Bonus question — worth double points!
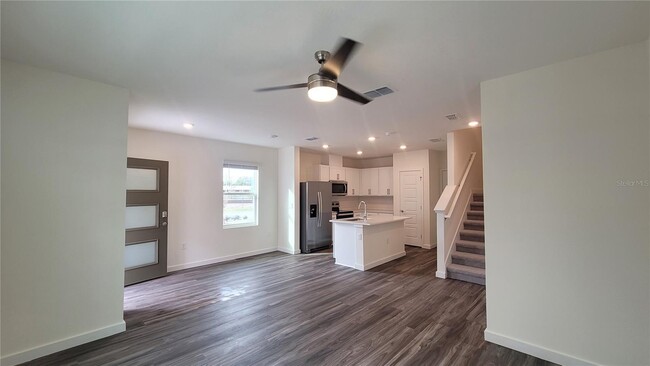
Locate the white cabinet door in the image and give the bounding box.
[329,166,345,181]
[345,168,360,196]
[310,165,329,181]
[378,167,393,196]
[360,168,379,196]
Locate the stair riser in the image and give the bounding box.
[467,213,484,220]
[470,203,484,211]
[448,271,485,286]
[460,233,484,242]
[473,195,484,203]
[457,245,485,255]
[463,223,484,231]
[452,257,485,269]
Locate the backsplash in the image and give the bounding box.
[337,196,394,214]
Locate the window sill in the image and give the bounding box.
[223,223,259,229]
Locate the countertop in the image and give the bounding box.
[330,215,409,226]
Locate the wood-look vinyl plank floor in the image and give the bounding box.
[24,247,556,366]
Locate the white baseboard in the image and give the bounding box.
[359,251,406,270]
[422,243,437,249]
[436,270,446,279]
[168,247,277,272]
[277,246,300,255]
[484,329,599,366]
[1,321,125,366]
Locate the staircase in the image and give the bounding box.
[447,193,485,285]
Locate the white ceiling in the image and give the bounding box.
[2,2,649,158]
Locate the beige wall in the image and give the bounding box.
[447,127,482,186]
[481,41,649,365]
[1,61,129,364]
[343,156,393,169]
[127,128,278,271]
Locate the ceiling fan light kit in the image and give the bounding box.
[307,74,338,102]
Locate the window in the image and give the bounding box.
[223,162,259,228]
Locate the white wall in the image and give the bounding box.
[428,150,443,244]
[481,41,650,365]
[278,146,300,254]
[447,127,482,186]
[1,61,129,365]
[127,128,278,271]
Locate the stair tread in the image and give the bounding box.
[452,251,485,261]
[456,240,485,248]
[467,210,484,215]
[447,263,485,278]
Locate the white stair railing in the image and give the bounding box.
[434,152,481,278]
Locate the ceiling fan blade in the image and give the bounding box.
[338,83,372,105]
[255,83,307,92]
[321,38,360,78]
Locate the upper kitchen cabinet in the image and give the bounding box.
[309,165,330,182]
[378,167,393,196]
[345,168,360,196]
[330,166,345,181]
[360,168,379,196]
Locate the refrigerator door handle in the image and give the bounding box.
[317,191,322,227]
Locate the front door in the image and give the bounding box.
[124,158,168,285]
[399,170,423,247]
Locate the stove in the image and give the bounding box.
[332,201,354,219]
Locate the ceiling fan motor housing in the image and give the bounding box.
[308,73,337,89]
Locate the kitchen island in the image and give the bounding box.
[330,215,409,271]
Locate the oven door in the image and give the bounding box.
[331,181,348,196]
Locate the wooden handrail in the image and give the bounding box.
[444,152,476,218]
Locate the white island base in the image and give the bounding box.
[331,215,409,271]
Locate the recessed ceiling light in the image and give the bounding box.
[322,144,329,149]
[357,150,363,155]
[368,136,376,142]
[183,122,194,129]
[400,145,407,150]
[468,121,480,127]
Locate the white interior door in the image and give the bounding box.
[399,170,423,247]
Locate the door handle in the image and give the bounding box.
[317,191,322,227]
[162,222,167,226]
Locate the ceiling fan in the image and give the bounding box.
[255,38,372,105]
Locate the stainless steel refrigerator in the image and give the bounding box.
[300,181,333,253]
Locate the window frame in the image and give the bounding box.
[222,161,260,229]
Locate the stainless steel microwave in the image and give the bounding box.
[331,181,348,196]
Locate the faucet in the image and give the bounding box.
[358,201,367,220]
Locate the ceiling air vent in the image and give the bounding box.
[363,86,394,99]
[429,138,445,143]
[445,113,458,121]
[305,137,319,141]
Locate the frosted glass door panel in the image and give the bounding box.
[125,205,158,229]
[126,168,158,191]
[124,241,158,270]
